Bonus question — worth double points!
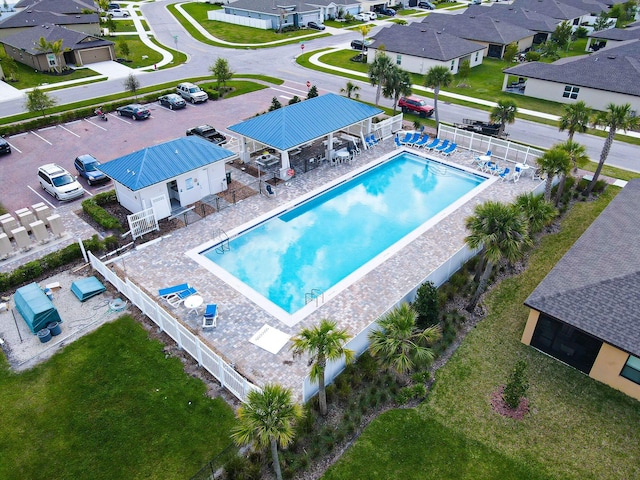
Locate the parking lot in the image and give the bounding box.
[0,83,307,213]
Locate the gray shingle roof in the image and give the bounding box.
[504,40,640,97]
[591,25,640,41]
[369,24,485,61]
[13,0,97,14]
[0,7,99,29]
[547,0,609,15]
[525,179,640,357]
[465,4,560,33]
[511,0,589,20]
[1,23,111,54]
[420,12,535,45]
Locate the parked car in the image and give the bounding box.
[74,154,109,186]
[398,96,434,117]
[353,13,370,21]
[365,11,377,19]
[418,1,436,8]
[108,3,120,9]
[158,93,187,110]
[0,137,11,155]
[470,0,482,4]
[116,104,151,120]
[107,8,129,17]
[186,125,227,145]
[176,82,208,103]
[351,39,371,50]
[307,21,326,30]
[37,164,84,201]
[379,8,396,16]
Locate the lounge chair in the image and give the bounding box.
[440,143,457,156]
[394,135,403,148]
[202,304,218,329]
[404,132,421,145]
[498,167,511,181]
[366,134,379,147]
[434,139,451,153]
[412,136,431,148]
[167,286,198,307]
[398,132,412,144]
[158,283,190,299]
[422,137,440,150]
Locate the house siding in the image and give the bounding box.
[367,47,484,75]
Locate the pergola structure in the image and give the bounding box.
[227,93,384,178]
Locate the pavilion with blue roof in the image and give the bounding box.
[98,136,235,220]
[228,93,384,174]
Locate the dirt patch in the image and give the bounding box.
[490,385,530,420]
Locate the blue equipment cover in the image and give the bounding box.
[71,276,106,302]
[14,282,62,333]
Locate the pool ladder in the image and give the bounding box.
[214,229,230,254]
[305,288,324,306]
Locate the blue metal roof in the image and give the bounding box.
[227,93,383,151]
[98,137,234,191]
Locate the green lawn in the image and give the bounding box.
[1,59,99,89]
[324,188,640,480]
[113,35,163,68]
[0,316,237,479]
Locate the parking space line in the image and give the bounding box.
[271,86,308,95]
[27,185,56,209]
[110,114,131,125]
[279,95,292,100]
[6,141,21,153]
[30,131,52,145]
[39,126,57,132]
[64,120,82,126]
[9,132,28,138]
[84,118,109,131]
[83,188,93,197]
[58,125,81,137]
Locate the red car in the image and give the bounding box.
[398,96,434,117]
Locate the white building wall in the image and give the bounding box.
[368,48,484,75]
[114,183,142,214]
[520,78,640,112]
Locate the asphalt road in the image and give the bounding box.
[1,0,638,172]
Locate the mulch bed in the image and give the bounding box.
[490,385,530,420]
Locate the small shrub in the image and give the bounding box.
[413,280,439,329]
[223,454,261,480]
[412,383,427,398]
[503,360,530,409]
[574,26,588,38]
[411,370,431,384]
[525,51,541,61]
[82,196,123,231]
[396,386,414,405]
[356,351,379,381]
[206,89,220,100]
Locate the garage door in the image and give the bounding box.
[78,47,112,65]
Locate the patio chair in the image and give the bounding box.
[394,135,403,148]
[487,161,500,175]
[422,137,440,150]
[498,167,511,181]
[440,143,457,156]
[412,135,431,148]
[202,304,218,329]
[512,165,522,183]
[398,131,412,144]
[167,286,198,307]
[434,139,451,153]
[265,183,276,197]
[405,132,421,145]
[158,283,190,299]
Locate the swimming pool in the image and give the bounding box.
[193,151,489,323]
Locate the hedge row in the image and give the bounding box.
[82,191,123,231]
[0,235,118,293]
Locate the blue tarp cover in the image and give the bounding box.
[14,282,61,333]
[71,276,106,302]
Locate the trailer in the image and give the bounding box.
[453,119,506,138]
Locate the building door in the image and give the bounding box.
[487,44,503,58]
[530,315,602,374]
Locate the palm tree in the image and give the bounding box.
[368,303,441,379]
[537,146,571,202]
[231,384,303,480]
[558,101,590,141]
[424,65,453,131]
[383,66,412,113]
[465,201,531,311]
[489,99,518,138]
[340,81,360,99]
[515,192,557,234]
[558,139,589,173]
[587,103,640,196]
[356,24,373,62]
[368,50,394,106]
[290,319,354,416]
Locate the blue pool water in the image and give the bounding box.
[202,152,485,315]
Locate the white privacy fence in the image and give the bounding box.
[208,11,272,29]
[127,208,158,240]
[302,245,478,402]
[438,125,544,166]
[88,251,260,402]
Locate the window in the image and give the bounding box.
[621,355,640,385]
[475,52,479,61]
[396,54,402,65]
[450,60,455,71]
[563,85,580,99]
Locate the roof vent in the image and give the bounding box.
[469,15,475,18]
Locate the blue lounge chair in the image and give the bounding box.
[394,135,403,148]
[202,304,218,329]
[158,283,190,298]
[488,162,501,175]
[412,136,431,148]
[423,137,440,150]
[398,132,412,144]
[499,167,511,181]
[367,134,379,146]
[440,143,457,156]
[434,139,450,153]
[404,132,421,145]
[167,286,198,307]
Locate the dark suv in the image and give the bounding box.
[351,39,371,50]
[398,96,434,117]
[418,1,436,8]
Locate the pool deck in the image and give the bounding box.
[110,139,542,401]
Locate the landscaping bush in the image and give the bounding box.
[82,193,123,231]
[413,280,439,329]
[223,454,262,480]
[206,88,220,100]
[525,51,541,61]
[574,26,588,38]
[503,360,529,408]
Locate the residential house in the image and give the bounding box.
[502,40,640,112]
[510,0,589,26]
[465,4,561,44]
[97,137,236,221]
[587,21,640,50]
[522,178,640,401]
[0,0,100,39]
[420,13,536,58]
[367,23,485,75]
[1,23,115,70]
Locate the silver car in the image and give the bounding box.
[37,164,85,201]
